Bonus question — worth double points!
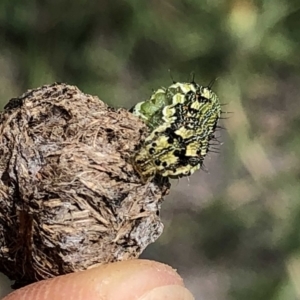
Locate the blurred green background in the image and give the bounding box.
[0,0,300,299]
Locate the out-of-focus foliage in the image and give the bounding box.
[0,0,300,299]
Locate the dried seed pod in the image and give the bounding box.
[0,83,170,288]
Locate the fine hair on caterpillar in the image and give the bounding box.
[131,78,224,183]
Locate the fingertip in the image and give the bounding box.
[139,285,195,300]
[4,260,185,300]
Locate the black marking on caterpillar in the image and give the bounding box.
[131,81,221,183]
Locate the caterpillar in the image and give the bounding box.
[131,81,221,183]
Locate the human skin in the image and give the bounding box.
[3,259,194,300]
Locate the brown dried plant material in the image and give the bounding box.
[0,83,170,288]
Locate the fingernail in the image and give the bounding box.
[138,285,195,300]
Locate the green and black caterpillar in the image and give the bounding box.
[131,81,221,183]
